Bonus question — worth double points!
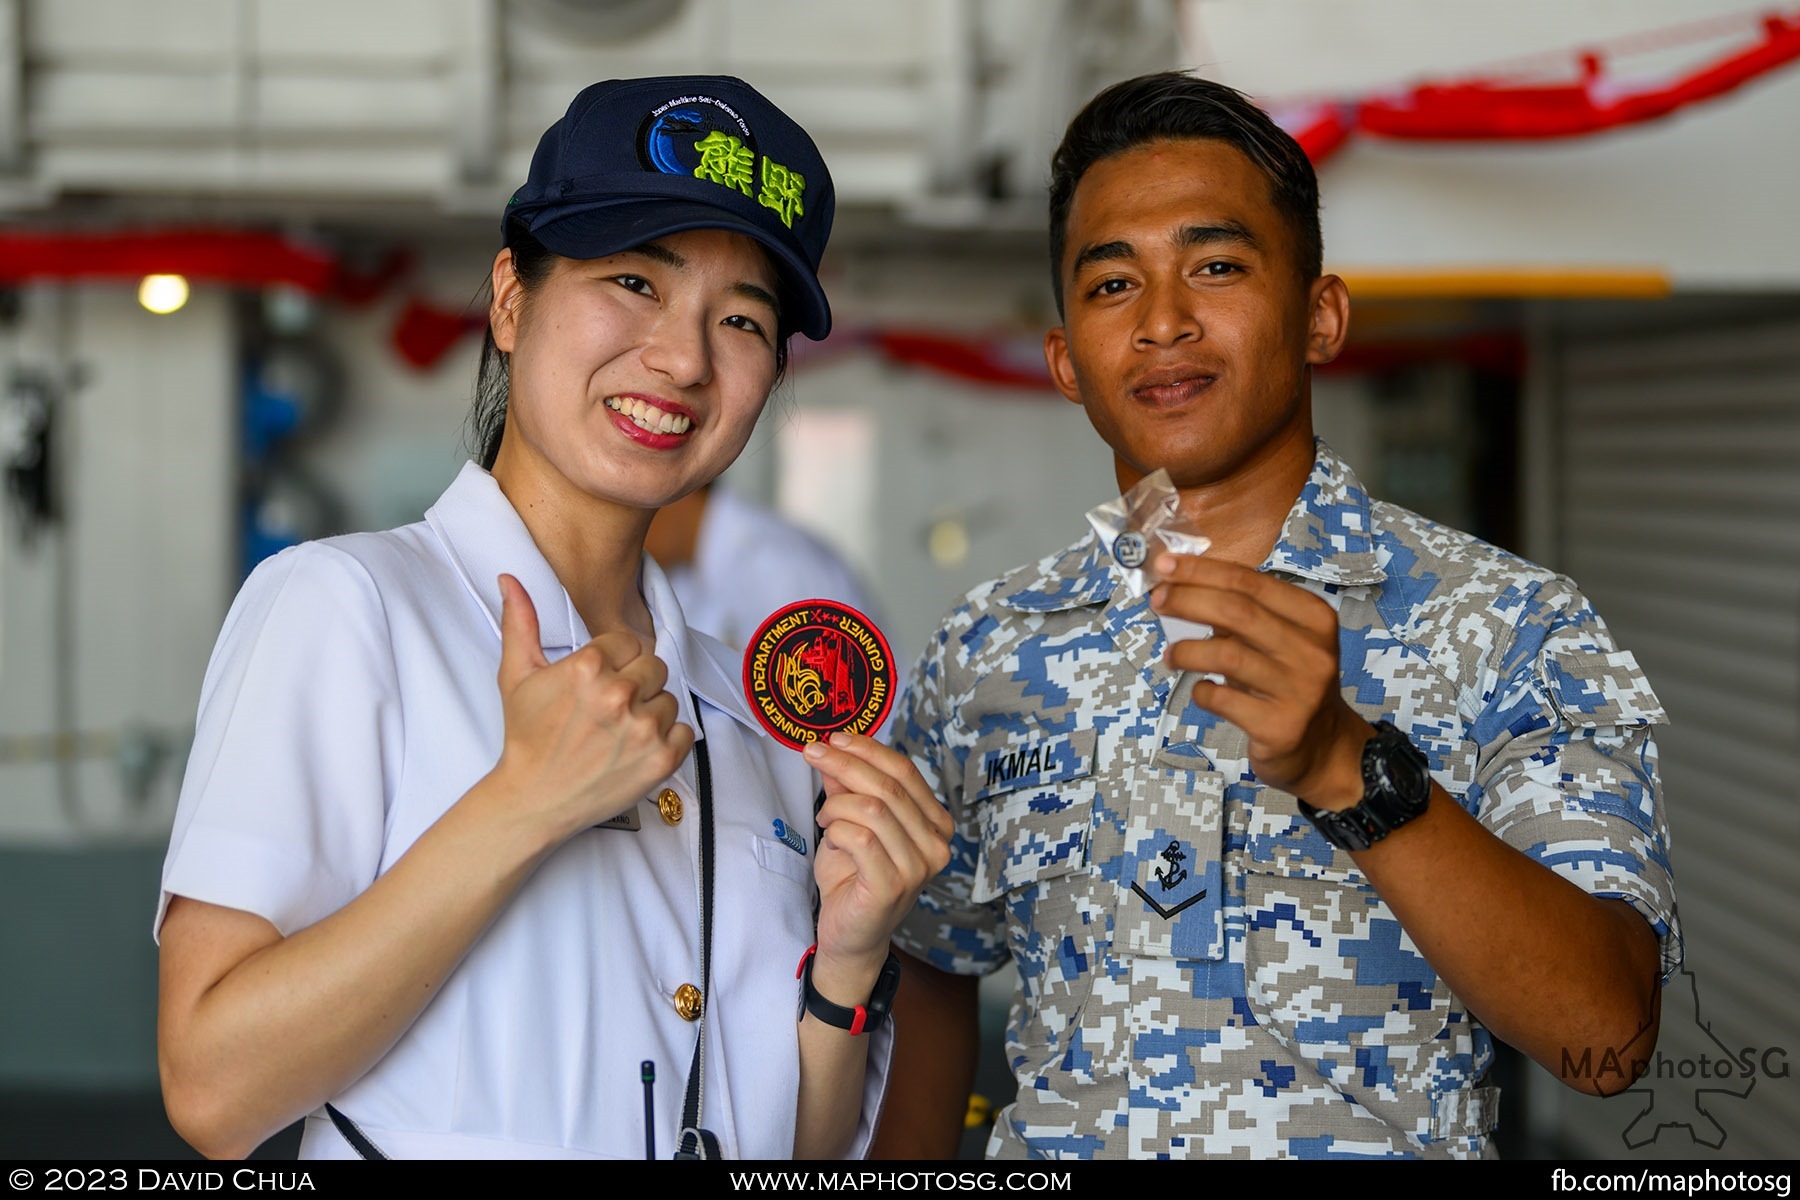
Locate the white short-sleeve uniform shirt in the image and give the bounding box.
[159,462,887,1160]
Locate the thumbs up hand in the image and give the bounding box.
[491,573,694,837]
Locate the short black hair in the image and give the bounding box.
[1047,71,1322,315]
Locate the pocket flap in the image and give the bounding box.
[752,831,813,887]
[1235,789,1367,885]
[964,723,1096,906]
[971,784,1091,905]
[1543,649,1666,728]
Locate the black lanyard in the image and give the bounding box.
[674,699,722,1159]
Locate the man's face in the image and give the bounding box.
[1045,137,1346,494]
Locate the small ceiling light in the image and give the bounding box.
[138,274,190,315]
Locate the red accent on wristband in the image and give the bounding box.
[796,942,871,1035]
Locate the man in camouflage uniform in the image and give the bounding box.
[873,73,1680,1159]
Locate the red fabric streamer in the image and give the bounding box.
[1282,9,1800,165]
[1281,104,1357,164]
[872,330,1054,390]
[391,299,487,370]
[1357,14,1800,141]
[0,229,338,292]
[334,248,414,307]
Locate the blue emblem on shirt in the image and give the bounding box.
[772,818,807,856]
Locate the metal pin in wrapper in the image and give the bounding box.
[1085,468,1214,645]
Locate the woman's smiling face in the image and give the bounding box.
[488,226,783,515]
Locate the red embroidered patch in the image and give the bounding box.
[743,600,895,750]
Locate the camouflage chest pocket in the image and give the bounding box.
[964,726,1097,905]
[1240,821,1487,1143]
[1237,788,1455,1048]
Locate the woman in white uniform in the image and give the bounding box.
[154,75,951,1161]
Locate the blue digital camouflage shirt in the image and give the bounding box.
[890,440,1681,1159]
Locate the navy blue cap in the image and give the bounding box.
[505,76,835,340]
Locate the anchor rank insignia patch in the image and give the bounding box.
[744,599,895,750]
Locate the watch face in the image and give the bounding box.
[1302,724,1434,853]
[1371,723,1431,810]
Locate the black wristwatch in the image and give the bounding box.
[796,945,901,1036]
[1296,721,1433,851]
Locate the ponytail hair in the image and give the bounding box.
[465,219,558,469]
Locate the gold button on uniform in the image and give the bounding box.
[674,983,703,1022]
[656,788,683,825]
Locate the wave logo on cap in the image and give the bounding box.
[744,600,895,750]
[637,93,807,230]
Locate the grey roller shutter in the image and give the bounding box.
[1527,312,1800,1160]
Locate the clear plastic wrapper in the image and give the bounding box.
[1085,468,1214,646]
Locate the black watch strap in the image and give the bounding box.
[1297,720,1432,852]
[796,945,901,1036]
